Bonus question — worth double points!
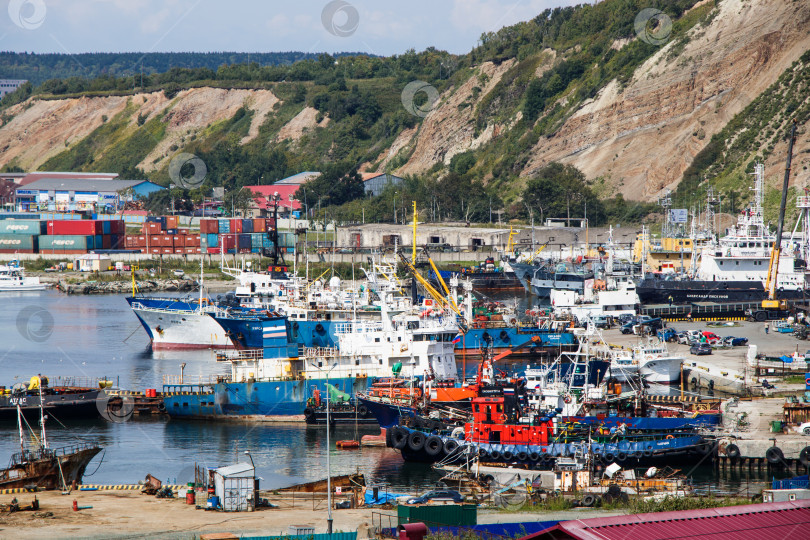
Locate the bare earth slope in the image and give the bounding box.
[523,0,810,200]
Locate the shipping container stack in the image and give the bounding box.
[41,219,126,254]
[198,217,288,254]
[123,216,201,255]
[0,218,126,254]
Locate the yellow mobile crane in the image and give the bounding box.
[762,119,799,312]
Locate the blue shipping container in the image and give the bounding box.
[250,233,264,247]
[242,219,253,233]
[218,219,230,233]
[95,235,103,249]
[206,233,219,248]
[262,237,274,248]
[102,221,111,235]
[238,234,251,249]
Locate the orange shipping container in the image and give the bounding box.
[166,216,179,229]
[253,218,266,233]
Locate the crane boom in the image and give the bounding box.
[763,119,798,309]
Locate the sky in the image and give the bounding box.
[1,0,584,57]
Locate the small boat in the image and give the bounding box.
[0,388,101,490]
[0,260,49,291]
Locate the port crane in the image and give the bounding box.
[762,119,799,311]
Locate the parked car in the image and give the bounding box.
[689,343,712,355]
[723,336,749,347]
[405,489,464,505]
[798,422,810,436]
[657,328,677,342]
[592,316,613,329]
[172,269,185,277]
[676,332,692,345]
[701,331,722,345]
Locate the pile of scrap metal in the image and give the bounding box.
[141,473,174,498]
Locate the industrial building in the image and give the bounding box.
[15,177,164,212]
[361,172,404,197]
[0,79,27,99]
[336,223,640,253]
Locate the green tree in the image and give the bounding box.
[523,163,603,224]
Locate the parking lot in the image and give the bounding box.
[602,320,810,375]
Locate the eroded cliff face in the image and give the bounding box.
[520,0,810,200]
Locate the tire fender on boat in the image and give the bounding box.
[392,427,408,450]
[407,431,426,452]
[725,443,741,459]
[424,435,444,457]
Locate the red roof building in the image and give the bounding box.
[520,500,810,540]
[241,184,301,218]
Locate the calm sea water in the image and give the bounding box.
[0,290,782,493]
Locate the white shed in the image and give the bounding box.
[213,462,255,512]
[74,253,112,272]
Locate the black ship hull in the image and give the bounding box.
[636,278,805,305]
[0,388,101,421]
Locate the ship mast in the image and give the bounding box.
[38,386,47,450]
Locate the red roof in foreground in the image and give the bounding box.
[521,500,810,540]
[242,185,301,211]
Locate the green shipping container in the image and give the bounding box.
[0,234,38,251]
[39,235,94,250]
[397,504,477,527]
[0,220,46,235]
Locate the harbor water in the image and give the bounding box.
[0,291,783,494]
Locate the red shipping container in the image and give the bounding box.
[102,236,111,249]
[142,222,161,235]
[48,220,101,235]
[147,235,160,247]
[161,235,172,247]
[136,235,147,247]
[162,248,174,254]
[231,219,242,234]
[265,218,276,231]
[172,235,181,246]
[200,219,218,234]
[148,248,160,255]
[177,228,188,235]
[220,235,236,249]
[174,248,184,254]
[166,216,179,229]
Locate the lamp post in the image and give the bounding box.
[393,192,398,224]
[308,361,338,534]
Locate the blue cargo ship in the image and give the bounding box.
[162,313,373,420]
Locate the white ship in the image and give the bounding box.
[0,260,50,292]
[695,163,806,291]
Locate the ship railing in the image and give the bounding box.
[47,375,120,389]
[128,301,200,315]
[302,346,339,358]
[333,321,385,334]
[162,374,223,386]
[214,349,263,363]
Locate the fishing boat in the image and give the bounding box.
[599,341,683,385]
[0,260,49,291]
[0,376,101,421]
[522,260,594,298]
[0,388,101,490]
[162,296,459,420]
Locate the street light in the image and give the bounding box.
[308,360,338,534]
[393,192,398,224]
[243,450,255,468]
